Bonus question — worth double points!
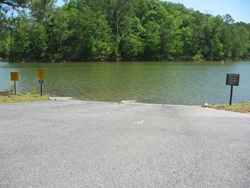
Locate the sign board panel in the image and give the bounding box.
[39,79,44,83]
[38,70,45,79]
[10,72,19,81]
[226,74,240,86]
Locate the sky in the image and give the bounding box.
[167,0,250,23]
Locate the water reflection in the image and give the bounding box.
[0,61,249,105]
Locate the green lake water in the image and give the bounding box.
[0,61,249,105]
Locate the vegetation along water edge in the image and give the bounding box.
[0,91,50,104]
[206,102,250,114]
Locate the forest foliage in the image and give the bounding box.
[1,0,250,62]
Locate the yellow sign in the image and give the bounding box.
[38,70,45,79]
[10,72,19,81]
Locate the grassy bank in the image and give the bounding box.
[0,91,50,104]
[208,102,250,113]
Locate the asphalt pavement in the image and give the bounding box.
[1,100,250,188]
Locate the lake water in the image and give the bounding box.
[0,61,249,105]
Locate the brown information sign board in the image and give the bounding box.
[10,72,19,81]
[38,70,45,79]
[226,74,240,86]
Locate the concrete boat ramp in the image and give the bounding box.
[1,100,250,187]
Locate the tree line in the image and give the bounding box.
[1,0,250,62]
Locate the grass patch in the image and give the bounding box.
[0,91,50,104]
[207,102,250,113]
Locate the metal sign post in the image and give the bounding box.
[14,81,16,95]
[39,79,44,96]
[10,72,19,95]
[38,70,45,96]
[226,74,240,105]
[229,85,233,105]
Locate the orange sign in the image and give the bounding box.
[38,70,45,79]
[10,72,19,81]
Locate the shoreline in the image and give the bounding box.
[2,57,250,63]
[1,92,249,114]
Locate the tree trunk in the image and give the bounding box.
[59,21,62,61]
[27,35,31,62]
[116,6,119,50]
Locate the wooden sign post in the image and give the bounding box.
[10,72,19,95]
[226,74,240,105]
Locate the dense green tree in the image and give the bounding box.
[2,0,250,62]
[231,25,249,58]
[0,13,10,57]
[120,17,145,59]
